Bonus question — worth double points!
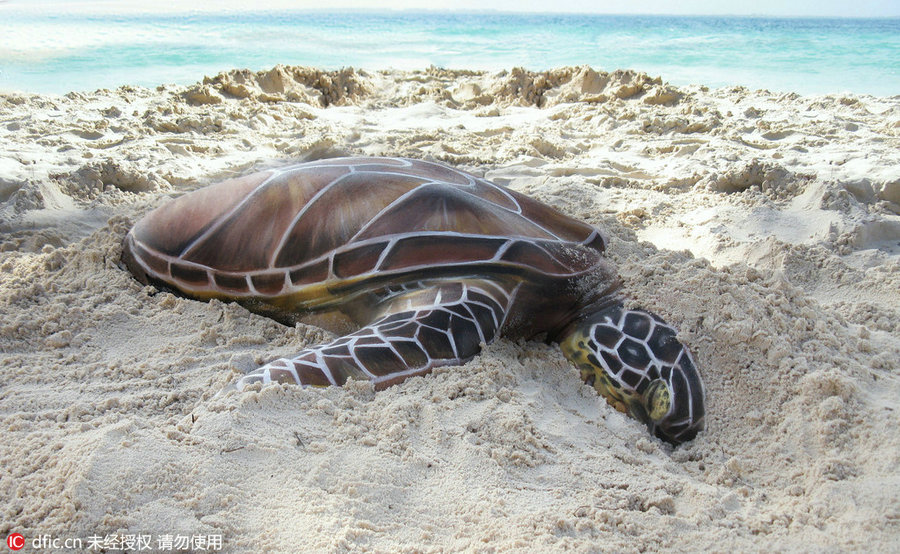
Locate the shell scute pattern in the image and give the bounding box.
[378,235,507,272]
[332,240,389,278]
[170,261,209,287]
[214,272,250,294]
[251,272,289,296]
[126,157,606,300]
[289,259,329,287]
[352,182,533,240]
[136,170,274,258]
[184,166,349,272]
[271,171,427,267]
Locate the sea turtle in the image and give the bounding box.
[122,157,705,444]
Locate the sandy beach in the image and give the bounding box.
[1,65,899,551]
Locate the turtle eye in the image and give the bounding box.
[644,379,671,421]
[653,348,705,444]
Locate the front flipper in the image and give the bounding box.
[234,280,511,391]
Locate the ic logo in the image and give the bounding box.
[6,533,25,551]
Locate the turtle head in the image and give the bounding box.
[559,303,705,445]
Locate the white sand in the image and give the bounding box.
[1,66,899,551]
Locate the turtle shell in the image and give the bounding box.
[124,157,606,306]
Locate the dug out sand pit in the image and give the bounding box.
[1,66,899,551]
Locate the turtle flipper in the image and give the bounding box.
[234,280,512,391]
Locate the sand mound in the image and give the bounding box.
[182,65,682,110]
[1,66,899,551]
[189,65,373,107]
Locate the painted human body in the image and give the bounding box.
[123,157,705,444]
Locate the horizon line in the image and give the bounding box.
[2,4,899,19]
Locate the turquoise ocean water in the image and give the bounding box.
[1,10,898,96]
